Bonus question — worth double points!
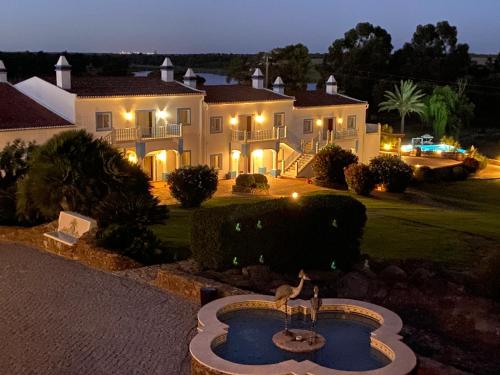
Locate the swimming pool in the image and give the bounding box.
[401,143,466,153]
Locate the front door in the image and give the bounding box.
[136,110,155,138]
[323,117,335,141]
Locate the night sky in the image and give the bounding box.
[1,0,499,53]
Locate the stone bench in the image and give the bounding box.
[43,211,97,246]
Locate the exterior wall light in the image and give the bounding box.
[230,116,238,125]
[124,112,133,121]
[252,149,264,158]
[127,152,138,164]
[158,110,168,120]
[337,117,343,124]
[255,115,264,124]
[316,119,323,126]
[157,150,167,162]
[231,150,241,160]
[383,143,391,151]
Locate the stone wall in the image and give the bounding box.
[153,263,247,302]
[0,222,140,271]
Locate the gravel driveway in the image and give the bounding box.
[0,242,198,375]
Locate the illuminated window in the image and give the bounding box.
[182,150,191,166]
[210,153,223,170]
[303,119,313,134]
[347,115,356,129]
[210,116,223,133]
[96,112,112,131]
[177,108,191,125]
[274,112,285,127]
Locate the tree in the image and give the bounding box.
[379,80,426,133]
[269,44,312,91]
[0,140,36,190]
[323,22,393,102]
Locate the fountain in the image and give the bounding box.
[190,290,417,374]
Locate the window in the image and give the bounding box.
[210,154,223,170]
[177,108,191,125]
[182,150,191,166]
[303,119,313,134]
[210,117,223,133]
[96,112,112,131]
[347,115,356,129]
[274,112,285,127]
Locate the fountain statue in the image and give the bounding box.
[309,285,322,345]
[274,269,310,335]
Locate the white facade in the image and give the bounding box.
[1,57,380,181]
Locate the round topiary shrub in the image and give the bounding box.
[167,165,218,208]
[252,173,269,189]
[412,166,434,183]
[344,164,375,196]
[462,157,480,174]
[369,155,413,193]
[312,144,358,187]
[235,173,256,188]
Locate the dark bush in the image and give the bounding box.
[369,155,413,193]
[312,144,358,187]
[94,191,168,228]
[344,164,375,196]
[0,140,37,225]
[96,223,168,264]
[235,173,255,188]
[191,195,366,272]
[252,173,269,189]
[412,166,434,184]
[16,130,151,223]
[167,165,218,208]
[462,157,480,174]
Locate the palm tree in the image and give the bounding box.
[379,80,426,133]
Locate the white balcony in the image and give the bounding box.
[104,124,182,144]
[231,126,287,143]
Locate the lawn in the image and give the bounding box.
[152,179,500,269]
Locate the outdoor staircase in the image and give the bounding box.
[282,153,315,178]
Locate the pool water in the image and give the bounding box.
[214,309,390,371]
[401,143,466,153]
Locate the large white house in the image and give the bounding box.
[0,56,380,180]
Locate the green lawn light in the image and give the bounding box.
[235,223,241,232]
[330,260,337,270]
[259,254,265,264]
[233,257,239,266]
[256,220,263,230]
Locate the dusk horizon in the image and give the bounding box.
[1,0,500,54]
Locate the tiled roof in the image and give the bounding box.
[203,85,293,104]
[43,76,203,97]
[293,90,366,107]
[0,83,72,130]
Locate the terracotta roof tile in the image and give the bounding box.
[0,83,73,130]
[43,76,203,97]
[203,85,292,104]
[293,90,366,107]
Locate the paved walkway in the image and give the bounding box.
[0,243,198,375]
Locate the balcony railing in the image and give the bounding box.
[231,126,287,142]
[334,128,358,140]
[105,124,182,143]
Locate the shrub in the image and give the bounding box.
[462,157,480,174]
[167,165,218,208]
[191,195,367,272]
[235,173,255,188]
[252,173,269,189]
[0,187,17,225]
[96,223,167,264]
[16,130,151,222]
[312,144,358,187]
[344,164,375,196]
[94,192,168,228]
[412,166,434,183]
[467,146,488,170]
[369,155,413,193]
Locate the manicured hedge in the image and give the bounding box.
[191,195,366,272]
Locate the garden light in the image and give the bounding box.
[291,192,299,200]
[383,143,391,151]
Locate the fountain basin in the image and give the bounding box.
[190,294,416,375]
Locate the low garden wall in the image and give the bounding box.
[0,222,140,271]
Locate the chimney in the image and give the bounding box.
[55,55,71,90]
[252,68,264,89]
[272,76,285,95]
[0,60,7,83]
[160,57,174,82]
[326,75,337,95]
[183,68,197,88]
